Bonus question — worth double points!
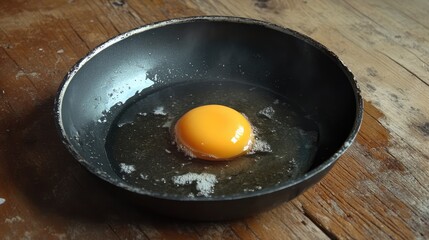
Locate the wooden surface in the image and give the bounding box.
[1,0,428,239]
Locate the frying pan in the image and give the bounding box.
[54,16,363,220]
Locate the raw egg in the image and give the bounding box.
[174,105,253,161]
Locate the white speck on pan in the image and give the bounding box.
[249,139,272,154]
[172,173,218,197]
[162,119,173,128]
[0,198,5,205]
[153,106,167,115]
[140,173,148,180]
[119,163,136,174]
[258,106,275,119]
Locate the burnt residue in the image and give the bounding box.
[418,122,429,136]
[253,0,288,12]
[366,83,376,92]
[366,67,378,77]
[389,93,405,109]
[357,101,405,172]
[390,93,399,102]
[254,0,270,8]
[112,0,126,7]
[384,156,406,172]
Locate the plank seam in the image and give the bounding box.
[301,206,339,240]
[378,50,429,87]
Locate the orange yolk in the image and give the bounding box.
[174,105,253,161]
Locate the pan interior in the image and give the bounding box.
[106,80,319,198]
[58,18,359,201]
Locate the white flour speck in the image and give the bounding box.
[119,163,135,174]
[155,178,167,183]
[258,106,275,119]
[154,106,167,115]
[97,118,107,123]
[0,198,5,205]
[172,173,217,197]
[140,173,148,180]
[162,119,173,128]
[188,193,195,198]
[249,139,272,154]
[117,120,133,128]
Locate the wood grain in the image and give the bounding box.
[1,0,428,239]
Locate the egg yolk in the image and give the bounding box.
[174,105,253,161]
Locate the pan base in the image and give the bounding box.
[106,80,319,198]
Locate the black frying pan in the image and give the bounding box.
[54,16,363,220]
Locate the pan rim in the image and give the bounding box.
[54,16,363,202]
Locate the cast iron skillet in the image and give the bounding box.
[54,16,363,220]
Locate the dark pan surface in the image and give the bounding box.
[55,16,363,220]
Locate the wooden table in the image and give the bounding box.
[1,0,428,239]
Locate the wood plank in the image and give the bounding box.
[1,0,428,239]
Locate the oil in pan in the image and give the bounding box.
[106,80,319,198]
